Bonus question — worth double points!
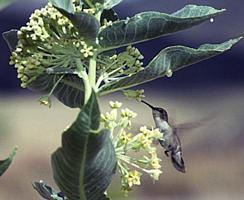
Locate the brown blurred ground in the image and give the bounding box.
[0,85,244,200]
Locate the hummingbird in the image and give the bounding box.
[141,100,186,173]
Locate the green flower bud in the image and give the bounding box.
[39,96,52,108]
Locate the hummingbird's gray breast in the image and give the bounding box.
[154,117,174,150]
[159,126,175,150]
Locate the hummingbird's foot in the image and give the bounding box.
[164,150,169,157]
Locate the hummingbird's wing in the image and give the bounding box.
[175,121,206,131]
[173,112,218,134]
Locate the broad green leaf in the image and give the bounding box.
[49,0,74,13]
[2,30,18,52]
[51,91,116,200]
[0,0,16,10]
[0,147,17,177]
[99,37,242,95]
[29,74,85,108]
[67,12,100,40]
[55,7,100,41]
[98,5,225,50]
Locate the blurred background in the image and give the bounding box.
[0,0,244,199]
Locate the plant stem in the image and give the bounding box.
[48,75,65,96]
[113,127,124,147]
[89,55,97,89]
[75,58,91,104]
[107,64,125,77]
[95,75,104,89]
[120,155,145,172]
[80,71,91,104]
[75,58,84,72]
[105,60,119,72]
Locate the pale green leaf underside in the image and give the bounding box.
[103,0,123,9]
[49,0,74,13]
[51,92,116,200]
[0,147,17,177]
[85,0,122,9]
[99,37,242,95]
[98,5,225,50]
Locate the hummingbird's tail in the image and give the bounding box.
[171,151,186,173]
[141,100,155,109]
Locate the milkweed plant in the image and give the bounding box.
[0,0,242,199]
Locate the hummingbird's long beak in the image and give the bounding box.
[141,100,155,109]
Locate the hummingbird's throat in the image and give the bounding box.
[154,117,170,130]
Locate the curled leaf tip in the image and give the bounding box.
[10,146,18,158]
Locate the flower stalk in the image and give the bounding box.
[89,55,97,89]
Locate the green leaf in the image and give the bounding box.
[49,0,74,13]
[51,91,116,200]
[84,0,122,9]
[0,0,16,10]
[98,5,225,50]
[0,147,17,177]
[99,37,242,95]
[103,0,123,9]
[29,74,85,108]
[59,11,100,41]
[67,12,100,40]
[2,30,18,52]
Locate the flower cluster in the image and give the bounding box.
[97,45,144,85]
[118,45,144,75]
[123,89,145,101]
[101,101,163,196]
[9,3,95,88]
